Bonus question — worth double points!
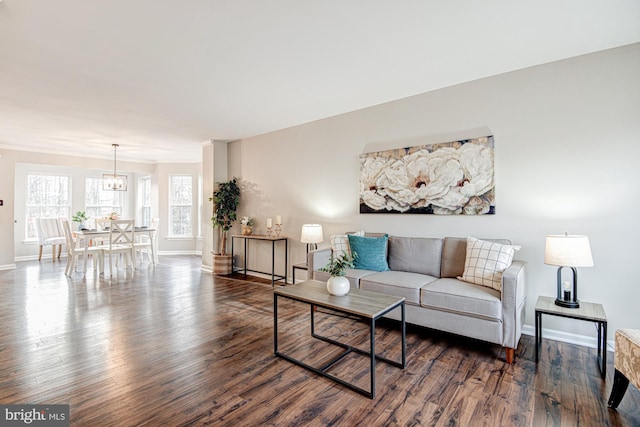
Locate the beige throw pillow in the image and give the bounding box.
[458,237,517,291]
[330,230,364,258]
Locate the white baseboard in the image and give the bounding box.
[522,324,615,352]
[0,263,16,271]
[157,250,201,256]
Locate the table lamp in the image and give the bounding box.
[301,224,323,254]
[544,233,594,308]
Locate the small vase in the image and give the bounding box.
[241,225,253,236]
[327,276,350,296]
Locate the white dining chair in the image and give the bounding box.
[95,219,135,276]
[35,217,66,261]
[61,219,102,276]
[91,218,111,246]
[134,218,159,265]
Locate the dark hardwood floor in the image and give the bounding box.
[0,256,638,426]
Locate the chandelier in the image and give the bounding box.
[103,143,127,191]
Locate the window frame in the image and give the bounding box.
[168,174,193,238]
[84,176,124,221]
[25,173,71,240]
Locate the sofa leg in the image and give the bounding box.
[505,347,515,364]
[608,369,630,409]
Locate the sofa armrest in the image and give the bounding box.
[501,260,527,349]
[307,247,331,278]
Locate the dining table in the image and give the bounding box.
[74,227,157,273]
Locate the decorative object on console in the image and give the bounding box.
[301,224,323,254]
[210,177,240,275]
[275,215,282,237]
[103,143,127,191]
[240,216,254,235]
[320,251,356,296]
[266,217,273,237]
[359,136,494,215]
[544,233,594,308]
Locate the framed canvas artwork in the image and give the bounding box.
[359,136,495,215]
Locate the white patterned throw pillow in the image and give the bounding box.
[330,230,364,258]
[458,237,518,291]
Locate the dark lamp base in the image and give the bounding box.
[555,298,580,309]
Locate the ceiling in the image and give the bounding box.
[1,1,639,164]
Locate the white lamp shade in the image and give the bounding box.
[301,224,323,244]
[544,234,594,267]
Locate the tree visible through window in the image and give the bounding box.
[26,174,70,239]
[170,175,192,236]
[85,177,123,219]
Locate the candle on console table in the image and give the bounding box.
[275,215,282,225]
[266,218,273,228]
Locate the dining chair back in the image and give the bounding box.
[97,219,135,276]
[61,219,102,276]
[134,217,159,265]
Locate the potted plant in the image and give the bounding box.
[72,211,88,230]
[240,216,254,235]
[320,252,356,296]
[210,177,241,275]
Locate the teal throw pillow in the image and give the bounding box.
[347,234,390,271]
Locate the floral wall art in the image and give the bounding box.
[359,136,495,215]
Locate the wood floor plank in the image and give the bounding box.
[0,256,639,426]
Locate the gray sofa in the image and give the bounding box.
[308,234,527,363]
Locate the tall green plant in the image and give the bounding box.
[210,177,240,255]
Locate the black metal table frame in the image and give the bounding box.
[292,263,308,284]
[231,235,288,287]
[535,308,607,379]
[273,293,406,399]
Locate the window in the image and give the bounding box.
[169,175,192,237]
[85,177,123,219]
[140,177,151,227]
[25,174,70,239]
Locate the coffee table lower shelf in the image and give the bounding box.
[273,280,406,399]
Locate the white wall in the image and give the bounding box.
[227,43,640,346]
[156,162,203,255]
[0,154,16,269]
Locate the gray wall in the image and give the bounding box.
[228,43,640,346]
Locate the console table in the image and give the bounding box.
[534,295,608,378]
[231,235,288,287]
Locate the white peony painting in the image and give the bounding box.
[359,136,495,215]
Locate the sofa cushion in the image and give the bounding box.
[360,271,438,305]
[348,234,390,272]
[421,278,502,321]
[313,268,374,289]
[330,230,364,257]
[388,236,442,277]
[459,237,517,291]
[441,237,513,279]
